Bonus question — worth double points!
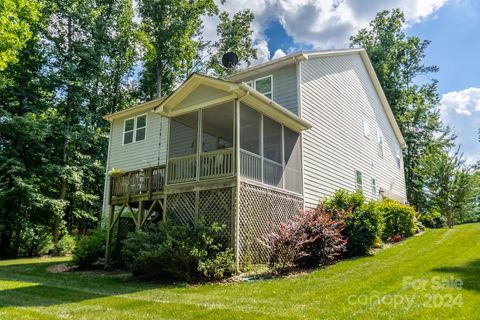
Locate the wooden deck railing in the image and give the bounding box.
[240,149,262,181]
[263,158,283,187]
[167,154,197,184]
[200,148,234,180]
[110,165,165,199]
[167,148,234,184]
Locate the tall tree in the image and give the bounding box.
[0,5,58,257]
[137,0,219,99]
[417,148,477,228]
[0,0,40,71]
[350,9,452,212]
[208,9,257,77]
[40,0,137,243]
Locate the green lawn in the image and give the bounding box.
[1,224,480,319]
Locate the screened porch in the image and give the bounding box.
[166,100,302,195]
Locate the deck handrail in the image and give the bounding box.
[110,165,165,199]
[200,147,234,180]
[240,149,262,182]
[167,153,197,184]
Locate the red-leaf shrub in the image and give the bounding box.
[262,205,347,271]
[392,234,402,242]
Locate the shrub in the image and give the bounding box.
[122,221,235,282]
[419,209,447,228]
[373,236,383,249]
[71,229,106,268]
[262,205,347,271]
[324,190,384,256]
[17,225,54,257]
[378,199,416,240]
[323,189,365,214]
[55,234,76,256]
[343,201,384,256]
[198,249,236,280]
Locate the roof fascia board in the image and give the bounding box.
[103,98,164,122]
[358,51,407,149]
[226,53,308,81]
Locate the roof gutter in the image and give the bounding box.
[237,82,312,131]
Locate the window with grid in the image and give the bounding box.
[123,114,147,145]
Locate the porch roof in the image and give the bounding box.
[154,73,312,132]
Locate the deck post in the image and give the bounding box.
[147,168,153,199]
[105,204,115,268]
[138,200,144,230]
[234,98,241,271]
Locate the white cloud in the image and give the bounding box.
[272,49,287,60]
[203,0,449,62]
[440,88,480,164]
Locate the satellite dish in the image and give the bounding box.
[221,51,238,69]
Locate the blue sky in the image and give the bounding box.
[205,0,479,163]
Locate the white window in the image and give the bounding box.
[247,75,272,99]
[363,120,370,138]
[123,114,147,145]
[255,76,272,99]
[396,147,401,169]
[377,132,384,158]
[355,170,363,191]
[372,178,377,196]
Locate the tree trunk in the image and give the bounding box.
[55,14,73,245]
[155,59,162,99]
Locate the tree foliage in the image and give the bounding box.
[137,0,219,99]
[0,0,138,257]
[209,9,257,77]
[417,148,478,228]
[0,0,40,71]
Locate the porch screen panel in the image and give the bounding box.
[168,112,198,183]
[240,104,261,181]
[263,116,283,188]
[200,102,234,179]
[169,112,198,157]
[202,102,233,152]
[284,127,302,193]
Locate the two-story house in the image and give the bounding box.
[102,48,407,266]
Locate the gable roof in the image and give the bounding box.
[227,48,407,149]
[154,73,312,132]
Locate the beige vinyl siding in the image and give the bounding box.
[300,53,406,207]
[102,110,168,214]
[237,64,299,115]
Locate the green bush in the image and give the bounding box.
[323,190,383,256]
[420,210,447,228]
[378,199,416,240]
[122,221,235,282]
[198,249,236,280]
[343,201,384,256]
[17,225,54,257]
[55,234,76,256]
[71,229,106,267]
[323,189,365,214]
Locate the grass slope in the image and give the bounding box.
[0,224,479,319]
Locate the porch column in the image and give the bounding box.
[234,99,241,270]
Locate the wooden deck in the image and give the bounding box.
[109,165,166,205]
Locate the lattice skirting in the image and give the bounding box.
[166,187,234,247]
[238,182,304,265]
